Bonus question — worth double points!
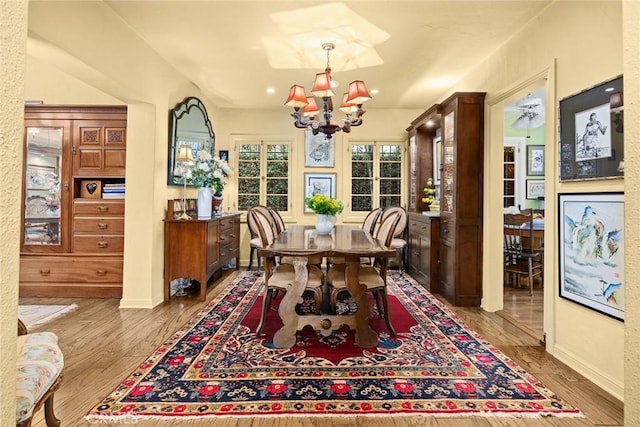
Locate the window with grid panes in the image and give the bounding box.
[236,139,290,212]
[348,141,404,213]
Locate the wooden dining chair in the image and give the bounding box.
[246,205,274,271]
[380,206,408,271]
[326,210,402,336]
[251,208,325,337]
[327,207,383,268]
[503,209,543,296]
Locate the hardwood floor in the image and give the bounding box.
[20,271,623,427]
[499,286,544,341]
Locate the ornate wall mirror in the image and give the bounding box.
[167,97,215,185]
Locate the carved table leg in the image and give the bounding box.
[273,256,308,348]
[345,259,378,348]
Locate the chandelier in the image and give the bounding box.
[284,43,371,137]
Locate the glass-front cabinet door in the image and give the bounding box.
[441,111,455,214]
[22,121,71,253]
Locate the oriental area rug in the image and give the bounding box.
[86,271,581,421]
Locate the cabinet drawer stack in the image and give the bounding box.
[219,215,240,262]
[73,200,125,254]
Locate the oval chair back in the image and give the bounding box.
[362,207,382,235]
[268,207,286,234]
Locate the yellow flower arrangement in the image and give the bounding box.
[305,193,344,216]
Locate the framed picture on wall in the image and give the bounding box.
[558,75,624,181]
[304,131,335,167]
[526,145,545,176]
[526,179,545,199]
[558,192,624,321]
[304,173,336,212]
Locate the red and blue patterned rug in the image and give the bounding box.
[86,271,581,421]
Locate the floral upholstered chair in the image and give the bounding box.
[16,319,64,427]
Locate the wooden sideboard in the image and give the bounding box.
[163,213,240,301]
[406,212,440,293]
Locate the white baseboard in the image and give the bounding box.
[553,343,624,401]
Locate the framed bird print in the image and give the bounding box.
[558,192,624,321]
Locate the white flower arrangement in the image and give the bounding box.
[185,150,232,194]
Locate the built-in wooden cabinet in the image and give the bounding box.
[407,213,440,293]
[406,104,440,213]
[20,105,127,298]
[164,214,240,301]
[406,92,485,307]
[438,92,485,306]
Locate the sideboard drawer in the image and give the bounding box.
[219,216,235,230]
[74,216,124,234]
[73,235,124,253]
[20,257,123,283]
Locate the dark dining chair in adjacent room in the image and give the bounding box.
[503,209,543,296]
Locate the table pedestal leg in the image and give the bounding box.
[273,257,307,348]
[345,260,378,348]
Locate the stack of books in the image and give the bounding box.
[102,183,126,199]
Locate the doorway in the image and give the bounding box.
[491,85,547,343]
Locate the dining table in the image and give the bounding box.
[259,225,396,349]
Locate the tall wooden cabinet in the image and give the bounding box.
[20,105,127,297]
[438,92,485,306]
[406,92,485,307]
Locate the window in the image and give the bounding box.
[347,140,404,215]
[235,138,291,213]
[503,137,525,209]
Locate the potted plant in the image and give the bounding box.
[185,151,232,218]
[305,194,344,234]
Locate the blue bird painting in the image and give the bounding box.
[565,206,605,265]
[596,279,622,306]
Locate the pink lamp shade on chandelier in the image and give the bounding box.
[346,80,371,105]
[284,85,309,108]
[311,71,335,98]
[339,93,358,114]
[302,97,320,117]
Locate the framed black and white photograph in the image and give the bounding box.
[526,179,545,199]
[304,173,336,212]
[526,145,545,176]
[559,75,624,181]
[304,131,335,167]
[218,150,229,162]
[558,192,624,321]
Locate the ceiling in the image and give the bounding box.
[102,1,551,111]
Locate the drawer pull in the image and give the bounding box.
[97,223,109,229]
[229,234,236,238]
[98,241,109,248]
[98,206,109,213]
[96,269,107,276]
[443,228,449,234]
[39,269,51,276]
